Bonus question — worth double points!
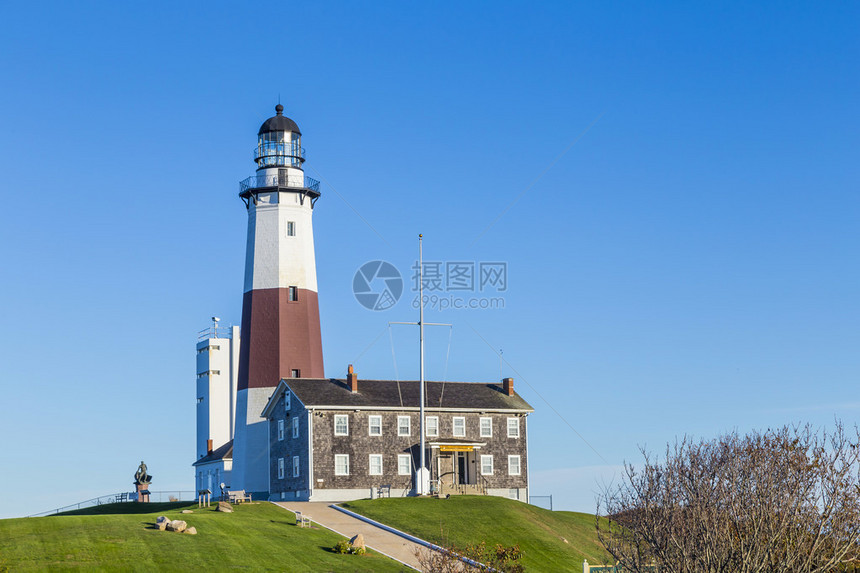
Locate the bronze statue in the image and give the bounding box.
[134,461,152,485]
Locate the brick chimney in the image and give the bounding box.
[207,439,213,453]
[502,377,514,396]
[347,364,358,393]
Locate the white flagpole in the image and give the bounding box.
[418,233,426,495]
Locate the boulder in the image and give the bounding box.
[184,526,197,535]
[156,516,169,531]
[217,501,233,513]
[166,520,187,533]
[349,533,365,550]
[181,509,193,514]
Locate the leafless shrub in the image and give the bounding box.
[597,422,860,573]
[414,541,524,572]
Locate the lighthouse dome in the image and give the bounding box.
[258,104,301,136]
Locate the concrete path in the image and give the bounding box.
[273,501,424,570]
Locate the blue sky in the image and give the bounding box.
[0,2,857,518]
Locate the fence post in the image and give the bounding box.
[550,494,553,511]
[583,559,589,573]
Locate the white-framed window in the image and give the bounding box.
[293,455,300,477]
[277,457,285,479]
[480,417,492,438]
[453,416,466,437]
[509,489,519,500]
[369,454,383,475]
[507,417,520,438]
[287,221,296,236]
[398,454,411,475]
[334,415,348,436]
[292,416,299,438]
[291,368,301,378]
[508,455,521,476]
[481,455,494,475]
[426,416,439,437]
[335,454,349,476]
[397,416,411,436]
[284,391,291,410]
[277,419,285,441]
[369,415,382,436]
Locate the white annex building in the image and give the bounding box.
[193,321,240,494]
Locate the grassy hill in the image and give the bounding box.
[0,501,405,572]
[342,496,610,572]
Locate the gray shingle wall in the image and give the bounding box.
[310,410,529,492]
[431,412,529,490]
[268,391,310,497]
[312,410,415,492]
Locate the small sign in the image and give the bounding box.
[439,445,474,452]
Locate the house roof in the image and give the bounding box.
[192,439,233,466]
[262,378,534,418]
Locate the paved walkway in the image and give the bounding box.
[273,501,423,570]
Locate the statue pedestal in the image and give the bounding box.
[135,483,151,503]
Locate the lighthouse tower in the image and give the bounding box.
[231,105,325,495]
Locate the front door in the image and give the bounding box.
[457,453,468,484]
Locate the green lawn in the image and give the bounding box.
[342,496,611,572]
[0,502,406,572]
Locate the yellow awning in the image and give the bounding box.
[439,445,475,452]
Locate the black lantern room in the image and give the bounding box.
[254,104,304,170]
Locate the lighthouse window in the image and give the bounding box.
[289,287,298,302]
[287,221,295,236]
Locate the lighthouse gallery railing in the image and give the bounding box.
[239,174,320,194]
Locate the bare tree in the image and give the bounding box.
[597,422,860,573]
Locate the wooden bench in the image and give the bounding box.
[377,484,392,498]
[227,489,252,504]
[295,511,311,528]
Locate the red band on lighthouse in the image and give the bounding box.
[237,287,324,390]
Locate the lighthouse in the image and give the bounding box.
[231,105,325,495]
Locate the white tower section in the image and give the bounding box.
[195,322,241,460]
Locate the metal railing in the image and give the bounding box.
[239,174,320,194]
[528,494,553,511]
[197,325,234,341]
[28,490,197,517]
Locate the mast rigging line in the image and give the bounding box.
[465,320,610,466]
